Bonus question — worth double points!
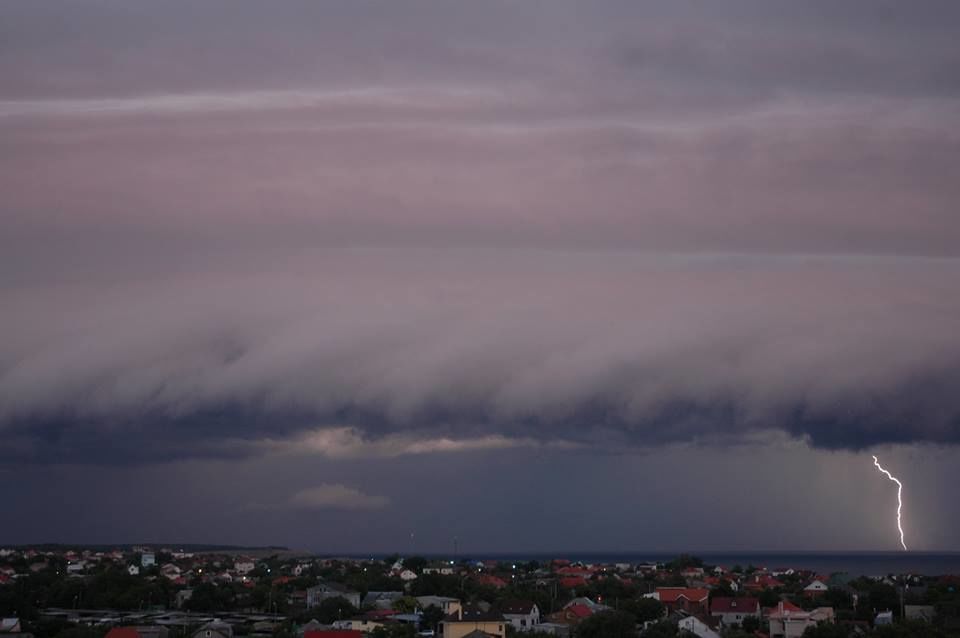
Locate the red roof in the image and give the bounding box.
[656,588,709,603]
[477,574,508,588]
[364,610,398,619]
[105,629,142,638]
[711,597,760,614]
[567,604,594,618]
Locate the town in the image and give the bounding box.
[1,547,958,638]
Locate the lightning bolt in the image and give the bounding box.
[872,455,907,551]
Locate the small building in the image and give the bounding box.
[0,618,22,634]
[709,597,759,626]
[440,603,506,638]
[362,591,403,610]
[307,583,361,609]
[803,580,829,598]
[416,596,462,616]
[678,614,721,638]
[652,588,710,614]
[904,605,936,622]
[141,553,156,568]
[875,610,894,626]
[768,603,834,638]
[500,601,540,632]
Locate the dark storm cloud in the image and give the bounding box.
[1,1,960,465]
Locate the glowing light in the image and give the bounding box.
[872,455,907,551]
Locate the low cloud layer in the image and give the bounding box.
[286,484,389,511]
[1,1,959,466]
[2,251,958,463]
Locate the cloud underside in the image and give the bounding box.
[2,2,960,465]
[2,253,959,464]
[246,483,389,512]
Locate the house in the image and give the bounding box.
[128,565,141,576]
[398,569,418,582]
[192,620,232,638]
[875,611,894,626]
[500,601,540,632]
[651,588,709,614]
[767,603,834,638]
[0,619,22,633]
[709,597,759,626]
[477,574,507,589]
[330,620,384,633]
[141,553,156,568]
[176,589,194,608]
[234,561,255,575]
[532,623,571,637]
[160,564,182,580]
[904,605,936,622]
[563,598,609,614]
[743,574,784,592]
[105,627,170,638]
[363,591,404,609]
[559,576,587,590]
[678,614,721,638]
[803,580,829,598]
[440,603,506,638]
[307,583,361,609]
[546,604,593,626]
[66,561,87,574]
[416,596,462,616]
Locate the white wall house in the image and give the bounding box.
[501,601,540,632]
[678,615,721,638]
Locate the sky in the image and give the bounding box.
[2,0,960,553]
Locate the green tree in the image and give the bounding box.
[312,596,357,624]
[620,598,665,623]
[402,557,428,574]
[420,605,446,632]
[740,616,760,633]
[392,596,419,613]
[757,589,780,608]
[641,620,678,638]
[576,610,638,638]
[800,623,851,638]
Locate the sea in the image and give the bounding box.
[346,552,960,577]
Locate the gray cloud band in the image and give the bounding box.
[2,252,958,464]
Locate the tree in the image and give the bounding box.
[420,605,445,633]
[403,557,428,574]
[371,625,416,638]
[641,620,678,638]
[392,596,419,613]
[620,597,665,623]
[576,610,638,638]
[801,623,851,638]
[873,620,948,638]
[823,588,853,610]
[312,596,357,624]
[757,589,780,608]
[740,616,760,633]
